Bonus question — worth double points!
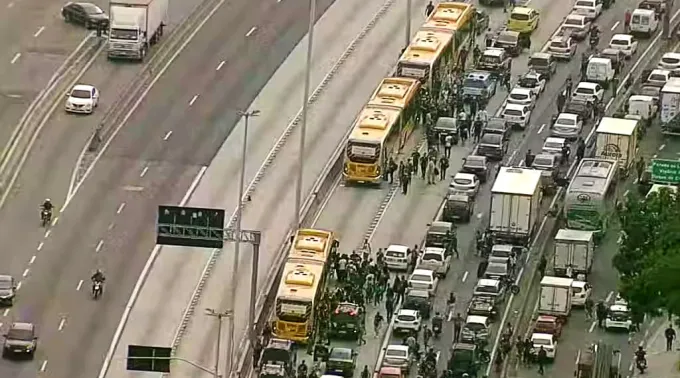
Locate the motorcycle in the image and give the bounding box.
[589,35,599,50]
[636,358,647,374]
[41,208,52,227]
[92,281,103,300]
[432,321,442,338]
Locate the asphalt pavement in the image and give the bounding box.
[0,0,331,378]
[510,22,680,378]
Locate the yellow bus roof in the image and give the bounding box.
[421,2,475,33]
[399,29,453,67]
[276,262,325,302]
[367,77,421,110]
[349,105,402,144]
[288,228,335,265]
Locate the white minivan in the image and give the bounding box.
[630,8,659,37]
[586,57,615,86]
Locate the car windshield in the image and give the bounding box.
[544,141,563,149]
[453,177,472,185]
[464,78,487,88]
[486,264,506,275]
[504,108,523,116]
[576,87,594,95]
[556,117,576,126]
[386,250,405,257]
[611,39,629,46]
[530,57,549,67]
[386,349,407,358]
[70,89,91,99]
[533,337,551,346]
[397,314,417,322]
[491,248,511,258]
[498,33,517,43]
[481,134,501,144]
[330,349,352,360]
[565,18,583,26]
[533,156,553,167]
[609,310,629,319]
[0,279,10,289]
[510,92,529,101]
[519,77,538,87]
[464,322,486,331]
[551,40,568,48]
[7,328,32,341]
[510,13,529,21]
[475,285,499,294]
[649,73,667,82]
[662,56,680,65]
[480,55,500,64]
[487,119,505,130]
[410,274,431,282]
[465,157,485,167]
[566,101,586,111]
[422,252,442,261]
[81,3,104,14]
[575,0,593,6]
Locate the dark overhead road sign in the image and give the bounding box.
[126,344,171,373]
[156,205,225,248]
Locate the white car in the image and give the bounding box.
[461,315,490,343]
[507,87,536,109]
[604,304,633,331]
[531,333,557,359]
[646,69,671,88]
[417,247,451,277]
[449,172,480,197]
[572,0,601,20]
[548,35,578,59]
[608,34,638,58]
[571,280,592,306]
[65,84,99,114]
[542,137,567,156]
[517,71,547,96]
[551,113,582,140]
[393,309,422,334]
[658,52,680,70]
[561,14,590,40]
[408,269,439,296]
[384,244,409,271]
[382,345,411,372]
[572,82,604,103]
[502,103,531,129]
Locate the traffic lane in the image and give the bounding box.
[106,0,335,167]
[0,161,204,378]
[0,57,144,280]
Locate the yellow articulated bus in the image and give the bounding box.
[420,2,476,67]
[272,262,326,343]
[396,29,454,90]
[366,77,422,153]
[287,228,338,268]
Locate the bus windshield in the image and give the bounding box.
[276,299,311,322]
[347,141,380,163]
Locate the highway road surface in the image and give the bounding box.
[0,0,339,378]
[512,42,680,378]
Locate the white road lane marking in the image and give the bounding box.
[96,240,104,253]
[537,123,546,134]
[15,281,21,290]
[116,203,126,214]
[189,95,198,106]
[34,26,46,38]
[588,321,596,333]
[3,309,9,316]
[10,53,20,64]
[52,217,59,226]
[660,144,666,150]
[58,318,66,331]
[216,61,225,71]
[163,131,173,140]
[29,255,36,265]
[22,268,29,277]
[45,230,51,238]
[611,21,620,31]
[461,271,468,282]
[40,360,47,372]
[37,242,44,251]
[140,166,149,177]
[76,280,83,291]
[246,26,257,37]
[605,291,614,302]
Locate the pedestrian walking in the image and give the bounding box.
[444,134,453,158]
[373,312,384,337]
[426,159,437,184]
[425,1,434,16]
[385,298,394,322]
[453,314,463,343]
[665,325,676,351]
[537,347,547,375]
[584,297,594,320]
[635,156,645,182]
[420,155,428,180]
[401,171,410,194]
[411,150,421,176]
[439,156,449,181]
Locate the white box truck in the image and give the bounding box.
[661,78,680,135]
[553,229,594,278]
[594,117,638,174]
[489,167,543,245]
[538,276,574,318]
[107,0,168,61]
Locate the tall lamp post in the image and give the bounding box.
[228,110,259,377]
[295,0,317,228]
[204,308,233,378]
[405,0,412,48]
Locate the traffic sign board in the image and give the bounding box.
[126,344,171,373]
[651,159,680,184]
[156,205,225,248]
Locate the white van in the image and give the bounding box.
[630,8,659,36]
[586,57,615,86]
[385,244,409,271]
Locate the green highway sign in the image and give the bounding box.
[651,159,680,184]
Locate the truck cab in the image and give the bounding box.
[107,0,168,61]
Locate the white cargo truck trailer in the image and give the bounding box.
[489,167,543,245]
[107,0,168,61]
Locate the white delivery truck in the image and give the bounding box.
[660,78,680,135]
[594,117,638,175]
[107,0,169,61]
[553,229,594,278]
[539,276,574,318]
[489,167,543,245]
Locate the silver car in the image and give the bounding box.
[550,113,582,140]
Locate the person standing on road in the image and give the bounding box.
[411,150,421,176]
[420,155,428,180]
[584,297,594,320]
[373,312,384,338]
[537,347,547,375]
[636,156,646,182]
[453,314,463,343]
[425,1,435,17]
[439,156,449,181]
[444,134,453,159]
[624,9,632,33]
[665,325,676,351]
[576,138,586,161]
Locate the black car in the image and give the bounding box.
[2,322,37,359]
[62,2,109,29]
[466,295,498,319]
[477,133,507,161]
[0,275,16,306]
[563,99,594,121]
[325,347,357,378]
[461,155,490,182]
[329,302,365,340]
[483,117,510,140]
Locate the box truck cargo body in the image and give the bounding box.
[538,276,574,317]
[489,167,543,245]
[108,0,168,61]
[594,117,638,173]
[553,229,594,278]
[661,78,680,135]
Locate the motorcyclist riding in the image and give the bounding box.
[42,198,53,212]
[432,312,443,336]
[298,361,308,378]
[41,199,53,224]
[91,269,105,295]
[635,346,647,373]
[589,25,600,49]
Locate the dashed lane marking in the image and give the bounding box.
[189,95,198,106]
[29,255,36,265]
[611,21,620,31]
[462,271,469,282]
[76,280,83,291]
[10,53,20,64]
[51,217,59,227]
[140,166,149,177]
[588,321,596,333]
[95,240,104,253]
[537,123,546,134]
[40,360,47,372]
[216,61,225,71]
[37,242,44,251]
[22,268,29,278]
[2,309,9,316]
[116,203,125,214]
[58,318,66,331]
[34,26,45,38]
[163,131,173,140]
[15,281,21,290]
[246,26,257,37]
[45,230,51,238]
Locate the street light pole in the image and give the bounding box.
[295,0,316,229]
[405,0,412,48]
[230,110,259,377]
[247,233,262,348]
[205,308,233,378]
